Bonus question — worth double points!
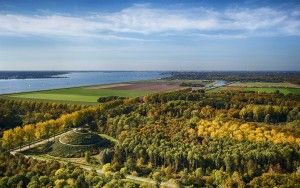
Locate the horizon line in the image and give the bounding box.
[0,70,300,72]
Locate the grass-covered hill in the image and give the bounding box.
[48,129,112,157]
[59,129,104,145]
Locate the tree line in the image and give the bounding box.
[165,71,300,84]
[0,99,85,135]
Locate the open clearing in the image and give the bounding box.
[209,82,300,95]
[9,88,147,103]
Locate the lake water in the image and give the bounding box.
[213,80,227,87]
[0,71,164,94]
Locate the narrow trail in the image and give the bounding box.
[10,129,178,188]
[10,129,74,155]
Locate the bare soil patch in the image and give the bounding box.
[111,82,182,92]
[87,83,131,89]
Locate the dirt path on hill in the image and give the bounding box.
[10,129,74,155]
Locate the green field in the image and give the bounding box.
[7,81,299,103]
[8,87,148,103]
[229,82,299,88]
[209,86,300,95]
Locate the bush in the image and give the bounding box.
[97,96,126,103]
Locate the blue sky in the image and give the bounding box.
[0,0,299,71]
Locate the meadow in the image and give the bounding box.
[229,82,299,88]
[209,87,300,95]
[208,82,300,95]
[9,88,147,103]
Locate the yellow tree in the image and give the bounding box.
[2,129,14,149]
[35,123,44,140]
[48,119,61,138]
[42,122,51,140]
[23,124,35,148]
[14,126,25,150]
[200,106,214,118]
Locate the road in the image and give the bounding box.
[10,129,179,188]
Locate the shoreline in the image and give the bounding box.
[0,70,167,80]
[0,71,167,95]
[0,79,165,96]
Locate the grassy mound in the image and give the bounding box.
[59,129,104,145]
[48,129,112,157]
[21,141,54,155]
[49,141,102,157]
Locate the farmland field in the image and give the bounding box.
[5,81,299,103]
[8,88,147,103]
[208,84,300,95]
[5,81,187,103]
[228,82,299,88]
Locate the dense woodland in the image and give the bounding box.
[165,71,300,84]
[97,96,127,103]
[0,99,85,135]
[0,152,138,188]
[1,89,300,187]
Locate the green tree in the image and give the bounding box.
[76,175,89,188]
[85,151,91,163]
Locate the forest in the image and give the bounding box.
[0,99,85,135]
[165,71,300,84]
[0,71,68,79]
[0,89,300,187]
[0,151,138,187]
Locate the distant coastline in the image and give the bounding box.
[0,71,69,80]
[0,71,164,94]
[0,71,167,80]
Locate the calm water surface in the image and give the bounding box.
[0,71,164,94]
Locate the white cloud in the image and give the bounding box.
[0,5,299,40]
